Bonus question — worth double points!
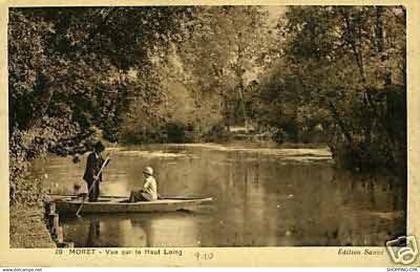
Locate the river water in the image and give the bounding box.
[30,143,406,247]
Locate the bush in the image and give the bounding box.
[204,124,232,142]
[166,122,187,143]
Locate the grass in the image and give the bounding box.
[10,203,56,248]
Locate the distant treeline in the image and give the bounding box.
[9,6,406,203]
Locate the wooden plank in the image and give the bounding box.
[49,194,211,200]
[57,226,64,243]
[47,213,59,230]
[48,194,127,199]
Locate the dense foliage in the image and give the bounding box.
[254,6,406,173]
[8,7,196,203]
[120,6,275,142]
[8,6,406,203]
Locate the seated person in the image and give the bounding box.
[129,166,158,202]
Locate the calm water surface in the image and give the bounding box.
[30,143,406,247]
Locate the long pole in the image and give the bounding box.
[75,151,113,217]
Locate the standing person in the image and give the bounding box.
[83,141,105,202]
[129,166,158,202]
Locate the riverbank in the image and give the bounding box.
[10,203,56,248]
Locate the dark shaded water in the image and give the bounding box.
[30,143,406,247]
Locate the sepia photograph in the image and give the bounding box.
[7,4,408,253]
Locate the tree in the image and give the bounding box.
[255,6,406,173]
[8,7,196,203]
[176,6,275,131]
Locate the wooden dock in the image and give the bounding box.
[44,201,74,248]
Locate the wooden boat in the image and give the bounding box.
[49,194,213,214]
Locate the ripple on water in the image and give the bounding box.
[31,143,404,247]
[116,150,198,159]
[166,143,332,159]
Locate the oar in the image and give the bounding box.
[75,152,113,217]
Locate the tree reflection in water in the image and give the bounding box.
[86,217,100,247]
[62,212,201,247]
[40,144,405,247]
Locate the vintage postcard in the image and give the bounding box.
[0,0,419,267]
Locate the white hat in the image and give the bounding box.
[143,166,154,176]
